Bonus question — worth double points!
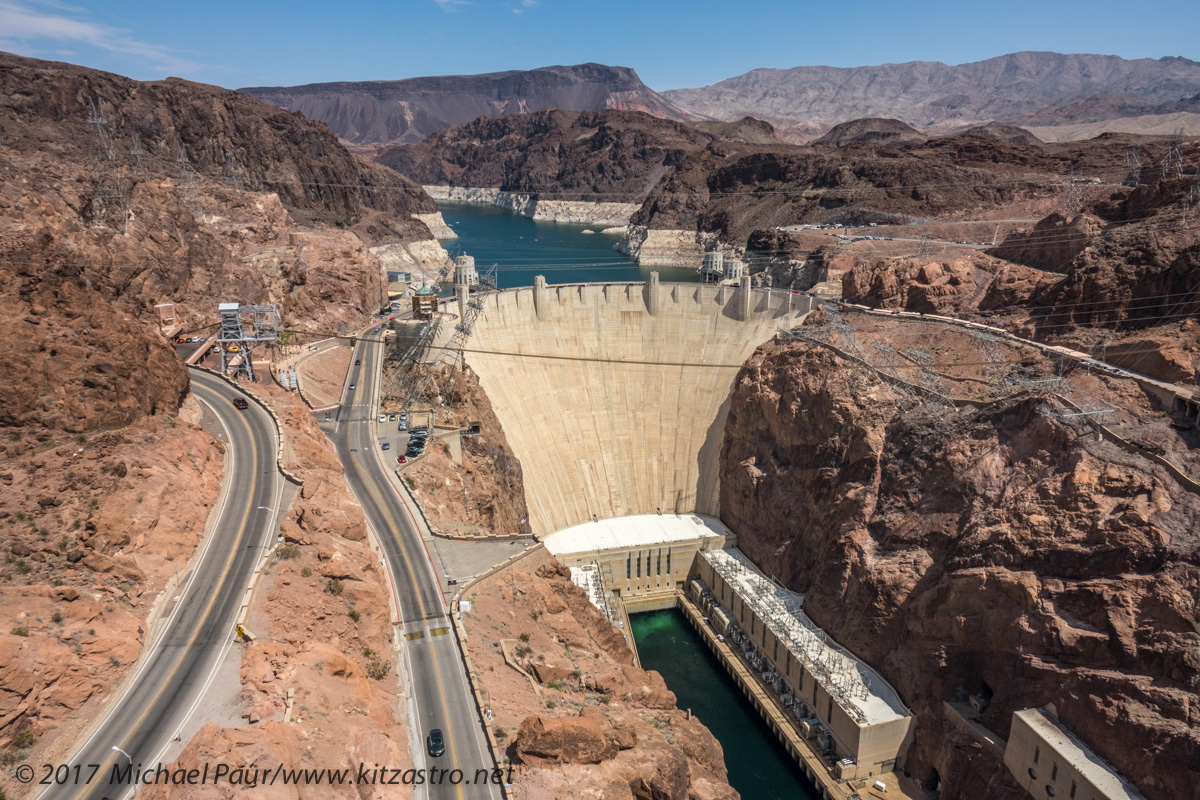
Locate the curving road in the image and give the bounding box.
[326,331,501,800]
[40,368,282,800]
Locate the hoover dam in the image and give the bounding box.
[460,275,811,536]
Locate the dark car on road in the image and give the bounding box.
[232,397,249,410]
[426,729,444,757]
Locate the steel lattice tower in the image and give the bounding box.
[217,303,280,381]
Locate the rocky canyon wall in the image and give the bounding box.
[719,338,1199,800]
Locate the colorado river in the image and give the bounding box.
[632,609,822,800]
[437,201,701,288]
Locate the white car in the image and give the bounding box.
[378,414,387,423]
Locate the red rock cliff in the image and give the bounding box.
[719,340,1199,800]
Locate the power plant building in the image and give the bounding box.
[543,514,734,612]
[690,548,913,780]
[1004,707,1146,800]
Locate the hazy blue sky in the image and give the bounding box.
[1,0,1196,90]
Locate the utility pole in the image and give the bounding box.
[1122,138,1143,187]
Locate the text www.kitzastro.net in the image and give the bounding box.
[19,762,514,787]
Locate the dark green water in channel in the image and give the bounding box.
[436,201,702,289]
[631,609,821,800]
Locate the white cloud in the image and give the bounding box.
[0,0,204,74]
[431,0,472,10]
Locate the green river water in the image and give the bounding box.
[632,610,821,800]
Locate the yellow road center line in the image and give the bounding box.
[72,380,263,800]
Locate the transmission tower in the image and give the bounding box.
[1060,169,1084,215]
[915,231,934,257]
[1160,130,1185,181]
[1185,167,1200,228]
[86,96,116,161]
[175,142,202,217]
[176,143,195,189]
[84,96,130,233]
[867,142,876,159]
[216,303,280,381]
[223,150,243,189]
[129,132,147,180]
[0,123,5,147]
[941,144,952,165]
[1122,139,1143,187]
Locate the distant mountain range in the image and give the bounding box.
[662,52,1200,140]
[242,52,1200,147]
[240,64,694,149]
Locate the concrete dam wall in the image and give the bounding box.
[462,278,811,535]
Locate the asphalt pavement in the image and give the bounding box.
[324,332,502,800]
[39,369,282,800]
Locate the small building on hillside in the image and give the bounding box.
[1004,707,1147,800]
[411,285,439,320]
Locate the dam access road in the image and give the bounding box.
[41,368,283,800]
[325,331,500,800]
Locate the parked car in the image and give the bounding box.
[399,412,407,421]
[426,729,445,758]
[175,337,187,343]
[388,413,397,422]
[381,441,390,450]
[378,414,387,423]
[397,455,407,464]
[232,397,249,410]
[398,421,407,431]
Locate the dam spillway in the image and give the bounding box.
[461,277,810,536]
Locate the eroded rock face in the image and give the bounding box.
[842,251,1055,313]
[464,551,736,799]
[0,51,437,432]
[988,212,1102,271]
[720,341,1200,800]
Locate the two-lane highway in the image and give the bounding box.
[42,369,282,800]
[327,332,500,800]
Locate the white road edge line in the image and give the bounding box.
[36,379,240,800]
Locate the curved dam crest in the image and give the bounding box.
[462,278,811,536]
